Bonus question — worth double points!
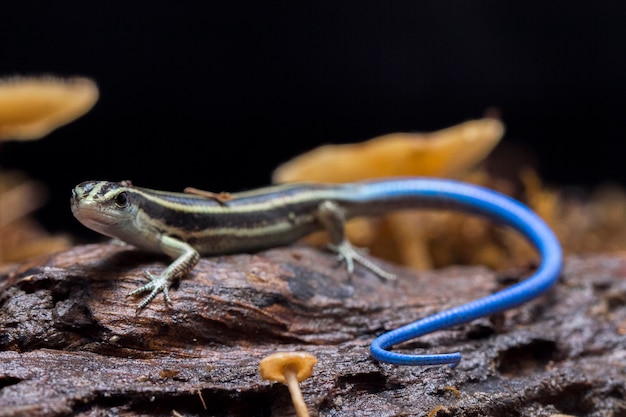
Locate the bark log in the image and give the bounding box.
[0,243,624,416]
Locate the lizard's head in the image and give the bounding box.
[71,180,138,238]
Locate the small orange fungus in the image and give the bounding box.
[259,351,317,417]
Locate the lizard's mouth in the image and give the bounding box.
[71,200,122,234]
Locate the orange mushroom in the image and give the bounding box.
[0,75,99,141]
[259,352,317,417]
[271,117,505,270]
[272,117,504,183]
[0,75,96,263]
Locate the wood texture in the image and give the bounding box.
[1,243,625,416]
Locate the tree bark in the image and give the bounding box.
[0,243,624,416]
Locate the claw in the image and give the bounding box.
[128,270,173,309]
[329,241,396,281]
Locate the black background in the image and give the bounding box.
[1,2,625,237]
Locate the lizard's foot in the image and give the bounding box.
[328,241,396,281]
[127,271,172,309]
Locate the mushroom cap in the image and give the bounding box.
[0,76,99,141]
[272,117,504,183]
[259,352,317,383]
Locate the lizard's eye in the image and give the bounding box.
[114,192,129,208]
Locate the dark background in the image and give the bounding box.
[1,2,625,237]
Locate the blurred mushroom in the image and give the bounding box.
[272,117,504,183]
[271,117,506,270]
[259,351,317,417]
[0,75,99,141]
[0,75,96,263]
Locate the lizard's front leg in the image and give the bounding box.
[128,234,200,309]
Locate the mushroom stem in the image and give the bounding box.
[284,367,310,417]
[258,351,317,416]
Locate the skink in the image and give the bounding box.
[70,178,562,367]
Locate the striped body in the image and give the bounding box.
[70,179,491,256]
[70,178,562,367]
[72,181,344,255]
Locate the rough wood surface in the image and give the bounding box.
[0,243,625,416]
